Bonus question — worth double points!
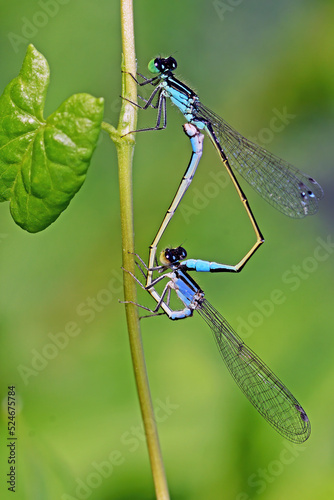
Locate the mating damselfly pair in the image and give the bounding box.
[123,56,323,443]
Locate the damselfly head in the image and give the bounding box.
[148,56,177,74]
[160,246,187,265]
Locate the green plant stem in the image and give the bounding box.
[103,1,170,498]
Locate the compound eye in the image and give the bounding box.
[148,58,161,74]
[161,248,177,265]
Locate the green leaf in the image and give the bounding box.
[0,44,104,232]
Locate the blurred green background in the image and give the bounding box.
[0,1,333,499]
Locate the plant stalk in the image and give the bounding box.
[105,1,170,498]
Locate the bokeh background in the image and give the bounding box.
[0,1,333,499]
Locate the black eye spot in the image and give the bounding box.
[166,248,178,263]
[154,58,164,72]
[176,246,187,260]
[164,249,172,261]
[165,56,177,71]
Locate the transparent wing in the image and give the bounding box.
[197,103,323,218]
[198,299,311,443]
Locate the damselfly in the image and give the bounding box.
[126,56,323,218]
[125,246,311,444]
[125,57,323,282]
